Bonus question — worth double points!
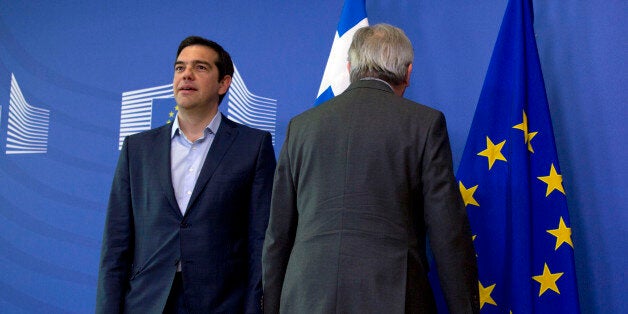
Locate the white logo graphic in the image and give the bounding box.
[118,84,173,149]
[227,66,277,144]
[118,64,277,149]
[5,74,50,154]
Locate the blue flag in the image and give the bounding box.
[151,98,178,129]
[456,0,580,312]
[314,0,368,105]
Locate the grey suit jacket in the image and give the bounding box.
[97,114,276,313]
[262,80,479,313]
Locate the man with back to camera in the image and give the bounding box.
[262,24,480,313]
[96,36,276,313]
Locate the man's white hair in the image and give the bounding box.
[348,23,414,85]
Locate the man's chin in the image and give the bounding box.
[174,97,194,108]
[174,101,193,111]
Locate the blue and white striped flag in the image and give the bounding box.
[314,0,368,105]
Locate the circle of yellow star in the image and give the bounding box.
[537,163,565,197]
[547,217,574,250]
[477,136,507,170]
[479,281,497,309]
[459,181,480,207]
[532,263,564,296]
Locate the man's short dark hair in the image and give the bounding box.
[176,36,234,104]
[176,36,234,80]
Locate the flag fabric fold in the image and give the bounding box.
[314,0,368,105]
[456,0,580,312]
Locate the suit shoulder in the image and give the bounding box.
[124,124,170,143]
[222,117,271,138]
[399,97,441,114]
[288,98,340,126]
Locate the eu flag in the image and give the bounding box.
[456,0,580,312]
[151,97,178,129]
[314,0,368,105]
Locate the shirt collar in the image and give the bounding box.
[360,77,394,92]
[171,111,222,139]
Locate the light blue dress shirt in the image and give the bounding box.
[170,112,221,216]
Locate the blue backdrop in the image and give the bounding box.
[0,1,625,313]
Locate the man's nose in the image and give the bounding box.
[181,66,194,79]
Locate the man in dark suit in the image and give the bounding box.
[262,24,479,313]
[96,36,276,313]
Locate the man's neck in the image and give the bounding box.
[177,107,218,142]
[391,84,407,97]
[361,77,406,97]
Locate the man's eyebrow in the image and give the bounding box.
[174,60,212,66]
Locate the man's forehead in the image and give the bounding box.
[179,45,217,58]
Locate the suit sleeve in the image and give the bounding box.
[245,131,277,314]
[421,113,480,313]
[262,121,298,314]
[95,137,135,314]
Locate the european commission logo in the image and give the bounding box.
[118,65,277,149]
[2,74,50,154]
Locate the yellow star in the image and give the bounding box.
[526,131,538,152]
[537,164,565,197]
[169,111,175,117]
[547,217,574,250]
[459,181,480,207]
[532,263,564,296]
[477,136,507,170]
[166,119,172,124]
[513,110,538,153]
[175,105,179,111]
[478,281,497,309]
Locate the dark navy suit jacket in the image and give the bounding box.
[97,114,276,313]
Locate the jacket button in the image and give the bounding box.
[180,222,188,228]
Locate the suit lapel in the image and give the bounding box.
[185,114,238,215]
[154,124,182,218]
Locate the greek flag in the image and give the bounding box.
[314,0,368,105]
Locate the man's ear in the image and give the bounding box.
[405,63,413,86]
[219,75,232,95]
